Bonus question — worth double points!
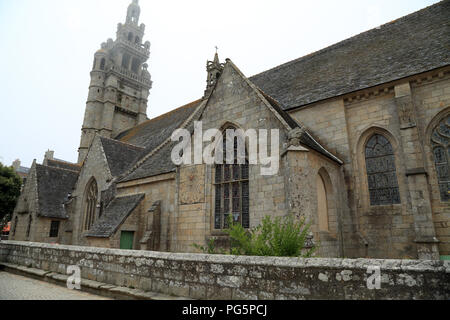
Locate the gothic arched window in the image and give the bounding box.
[128,32,133,41]
[431,115,450,202]
[214,127,249,229]
[83,179,98,231]
[365,134,400,206]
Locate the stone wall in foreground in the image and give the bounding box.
[0,241,448,300]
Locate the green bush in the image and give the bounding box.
[192,237,221,254]
[193,214,316,257]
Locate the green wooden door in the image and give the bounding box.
[120,231,134,250]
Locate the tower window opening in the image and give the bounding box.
[100,58,106,70]
[122,53,131,69]
[128,32,133,41]
[131,58,140,73]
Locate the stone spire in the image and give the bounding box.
[204,49,224,97]
[77,0,152,164]
[126,0,141,25]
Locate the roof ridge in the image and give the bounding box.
[116,99,203,140]
[36,163,80,174]
[249,0,446,81]
[99,135,144,150]
[47,159,81,167]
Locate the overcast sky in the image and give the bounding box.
[0,0,440,167]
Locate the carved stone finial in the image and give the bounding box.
[287,127,305,147]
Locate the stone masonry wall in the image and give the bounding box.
[1,241,448,300]
[289,71,450,258]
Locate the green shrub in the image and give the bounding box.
[192,237,221,254]
[193,214,316,257]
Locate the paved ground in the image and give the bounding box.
[0,271,112,300]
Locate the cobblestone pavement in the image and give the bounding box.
[0,272,112,300]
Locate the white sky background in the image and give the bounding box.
[0,0,441,167]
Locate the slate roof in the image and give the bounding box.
[120,140,179,182]
[116,100,202,151]
[99,136,144,177]
[116,100,202,182]
[35,164,79,219]
[85,194,145,238]
[46,159,81,172]
[249,1,450,110]
[119,105,204,182]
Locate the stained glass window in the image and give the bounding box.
[431,115,450,202]
[365,134,401,205]
[214,127,250,229]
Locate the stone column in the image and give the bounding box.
[395,82,440,259]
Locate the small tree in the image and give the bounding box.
[0,162,22,229]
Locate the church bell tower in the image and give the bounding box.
[204,50,224,97]
[78,0,152,163]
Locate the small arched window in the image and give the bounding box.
[26,215,32,239]
[431,115,450,202]
[13,216,18,236]
[128,32,133,41]
[83,179,98,231]
[365,134,400,205]
[100,58,106,70]
[214,127,249,229]
[135,36,140,44]
[316,173,329,232]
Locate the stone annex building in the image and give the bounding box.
[9,0,450,260]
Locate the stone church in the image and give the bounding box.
[9,0,450,260]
